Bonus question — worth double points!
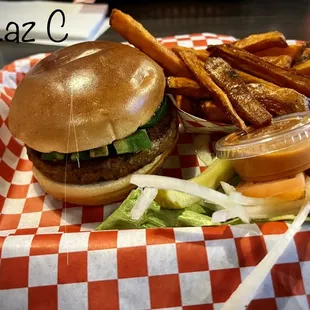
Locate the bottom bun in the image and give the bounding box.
[32,142,176,206]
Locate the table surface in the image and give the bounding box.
[0,0,310,68]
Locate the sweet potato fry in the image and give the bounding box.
[292,48,310,75]
[293,60,310,75]
[208,44,310,97]
[172,46,209,62]
[204,57,272,127]
[261,55,292,68]
[247,83,309,116]
[166,77,211,99]
[175,95,196,114]
[235,70,280,89]
[198,101,231,123]
[255,44,305,61]
[177,50,247,131]
[294,48,310,65]
[234,31,288,53]
[169,70,279,97]
[109,9,191,78]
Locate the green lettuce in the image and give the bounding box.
[97,189,241,230]
[96,188,310,230]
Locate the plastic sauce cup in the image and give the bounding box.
[215,112,310,182]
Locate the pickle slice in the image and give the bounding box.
[155,159,235,209]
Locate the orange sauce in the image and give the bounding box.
[216,113,310,183]
[233,139,310,182]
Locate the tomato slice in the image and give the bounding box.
[236,172,306,201]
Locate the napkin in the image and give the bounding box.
[0,1,110,46]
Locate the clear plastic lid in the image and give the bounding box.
[215,111,310,160]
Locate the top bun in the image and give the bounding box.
[8,41,165,153]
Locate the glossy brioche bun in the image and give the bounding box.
[8,41,165,153]
[32,142,176,206]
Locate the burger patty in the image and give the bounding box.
[27,107,178,185]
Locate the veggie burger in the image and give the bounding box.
[8,41,179,205]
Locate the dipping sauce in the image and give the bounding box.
[215,112,310,182]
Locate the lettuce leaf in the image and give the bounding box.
[96,189,310,231]
[97,189,180,230]
[97,189,217,230]
[97,189,243,230]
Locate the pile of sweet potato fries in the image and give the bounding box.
[110,9,310,131]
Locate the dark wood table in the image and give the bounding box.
[1,0,310,68]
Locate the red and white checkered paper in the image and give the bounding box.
[1,34,310,310]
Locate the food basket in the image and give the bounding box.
[0,33,309,310]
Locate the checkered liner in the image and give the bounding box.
[1,34,310,310]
